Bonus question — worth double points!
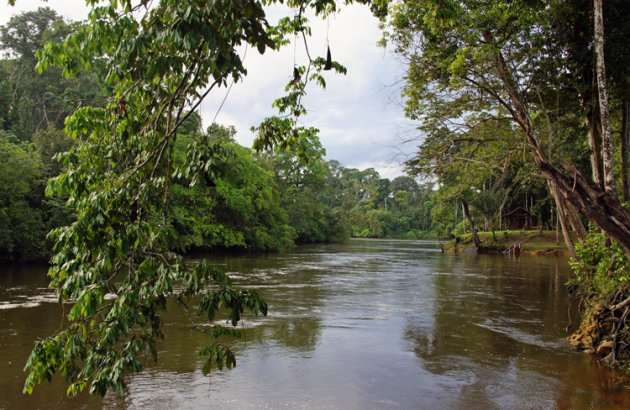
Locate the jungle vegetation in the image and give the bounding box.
[0,7,441,265]
[4,0,630,397]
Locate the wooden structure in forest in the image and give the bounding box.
[502,207,535,230]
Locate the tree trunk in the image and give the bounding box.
[554,207,560,245]
[525,191,528,211]
[564,200,587,241]
[622,99,629,203]
[498,178,521,230]
[454,200,458,224]
[461,199,482,250]
[546,161,630,257]
[594,0,616,194]
[548,181,577,259]
[585,77,605,187]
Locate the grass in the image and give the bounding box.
[447,230,568,252]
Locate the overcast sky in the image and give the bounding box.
[1,1,419,179]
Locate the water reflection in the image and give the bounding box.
[1,241,630,408]
[405,253,629,408]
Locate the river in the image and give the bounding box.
[1,239,629,409]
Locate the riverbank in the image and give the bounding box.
[443,230,570,256]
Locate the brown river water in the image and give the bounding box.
[1,239,629,409]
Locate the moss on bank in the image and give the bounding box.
[567,286,630,371]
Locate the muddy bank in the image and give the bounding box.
[568,287,630,374]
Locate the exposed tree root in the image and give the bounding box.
[569,286,630,367]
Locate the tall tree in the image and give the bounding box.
[1,8,104,140]
[0,134,46,261]
[622,100,629,202]
[593,0,615,194]
[172,123,296,251]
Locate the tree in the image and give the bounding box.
[20,0,388,398]
[1,8,104,140]
[390,176,418,197]
[264,132,348,243]
[404,103,525,245]
[0,10,108,262]
[172,123,296,251]
[593,0,615,194]
[385,0,630,256]
[0,133,46,261]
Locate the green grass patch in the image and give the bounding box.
[447,230,567,251]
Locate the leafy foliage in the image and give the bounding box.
[0,134,47,260]
[319,162,438,239]
[0,9,101,262]
[1,7,105,140]
[570,230,630,298]
[383,0,630,242]
[172,123,296,251]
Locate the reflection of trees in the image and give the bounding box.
[404,254,575,404]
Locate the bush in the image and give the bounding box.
[569,230,630,298]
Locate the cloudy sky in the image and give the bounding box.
[1,1,419,179]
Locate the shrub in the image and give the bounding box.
[569,230,630,299]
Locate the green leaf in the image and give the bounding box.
[202,357,212,376]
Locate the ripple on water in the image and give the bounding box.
[475,319,570,350]
[0,292,59,309]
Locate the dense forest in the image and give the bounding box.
[0,8,570,263]
[4,0,630,398]
[0,8,444,263]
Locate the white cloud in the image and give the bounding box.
[0,0,90,25]
[1,1,417,180]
